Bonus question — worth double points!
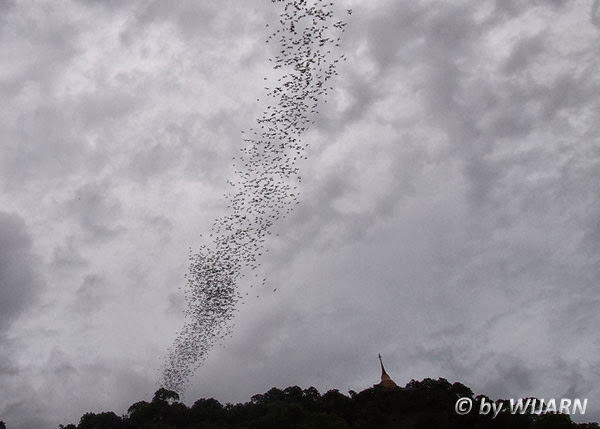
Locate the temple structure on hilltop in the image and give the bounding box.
[374,353,400,390]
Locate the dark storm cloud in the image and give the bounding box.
[0,212,42,332]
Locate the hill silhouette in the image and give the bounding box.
[46,378,598,429]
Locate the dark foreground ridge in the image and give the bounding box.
[47,378,598,429]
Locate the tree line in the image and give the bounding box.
[12,378,594,428]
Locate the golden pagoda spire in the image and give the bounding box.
[374,353,399,390]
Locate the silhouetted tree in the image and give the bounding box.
[127,400,152,427]
[190,397,225,427]
[534,413,582,429]
[153,388,180,404]
[57,382,598,429]
[126,390,188,428]
[78,411,123,429]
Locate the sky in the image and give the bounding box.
[1,0,600,427]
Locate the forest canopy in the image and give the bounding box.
[49,378,599,429]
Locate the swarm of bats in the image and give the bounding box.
[162,0,348,393]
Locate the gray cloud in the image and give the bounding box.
[1,348,157,429]
[65,182,125,241]
[592,0,600,26]
[480,355,535,398]
[51,236,89,273]
[0,212,42,332]
[370,3,425,59]
[71,274,113,315]
[1,0,599,427]
[502,33,546,74]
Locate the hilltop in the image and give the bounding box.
[44,378,598,429]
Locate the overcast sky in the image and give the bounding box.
[1,0,600,428]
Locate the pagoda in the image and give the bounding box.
[374,353,400,390]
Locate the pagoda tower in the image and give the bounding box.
[374,353,399,390]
